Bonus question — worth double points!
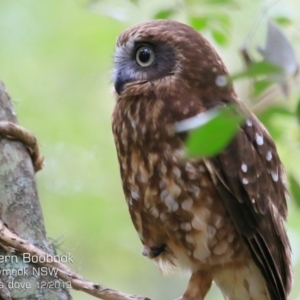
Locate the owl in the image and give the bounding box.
[111,20,292,300]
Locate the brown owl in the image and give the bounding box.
[111,20,292,300]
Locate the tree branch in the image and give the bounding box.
[0,219,152,300]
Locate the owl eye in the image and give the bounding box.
[135,46,155,67]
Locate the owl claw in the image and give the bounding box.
[0,121,44,172]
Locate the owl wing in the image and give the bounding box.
[204,114,291,300]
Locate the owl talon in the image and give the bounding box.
[0,121,44,172]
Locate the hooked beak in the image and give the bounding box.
[114,73,125,95]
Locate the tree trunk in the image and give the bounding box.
[0,81,72,300]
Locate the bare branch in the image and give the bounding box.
[0,220,152,300]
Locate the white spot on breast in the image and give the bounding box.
[271,170,279,182]
[193,246,211,261]
[241,163,248,173]
[266,151,272,161]
[207,225,217,237]
[246,119,252,127]
[182,198,193,211]
[242,178,249,185]
[160,189,168,200]
[188,184,200,197]
[180,222,192,231]
[185,163,194,172]
[159,180,167,190]
[213,240,229,255]
[172,167,181,178]
[164,195,179,212]
[214,215,224,229]
[130,189,140,200]
[191,217,205,231]
[170,182,181,197]
[131,120,136,128]
[185,234,194,245]
[251,198,256,203]
[174,148,186,159]
[255,133,264,146]
[160,163,167,174]
[149,206,159,218]
[138,173,148,183]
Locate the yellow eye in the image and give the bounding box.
[135,46,155,67]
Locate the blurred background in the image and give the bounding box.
[0,0,299,299]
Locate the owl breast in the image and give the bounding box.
[112,98,248,273]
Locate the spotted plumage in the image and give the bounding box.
[111,20,292,300]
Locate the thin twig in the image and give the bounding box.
[0,221,152,300]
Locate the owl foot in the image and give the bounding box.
[176,270,212,300]
[0,121,44,172]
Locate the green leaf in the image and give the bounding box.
[289,174,300,208]
[190,16,208,31]
[253,80,273,97]
[273,16,292,26]
[212,29,228,46]
[231,61,282,81]
[154,8,175,19]
[185,106,243,157]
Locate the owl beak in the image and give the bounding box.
[114,73,125,95]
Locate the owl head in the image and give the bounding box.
[112,19,237,113]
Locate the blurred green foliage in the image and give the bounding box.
[181,106,243,157]
[0,0,299,300]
